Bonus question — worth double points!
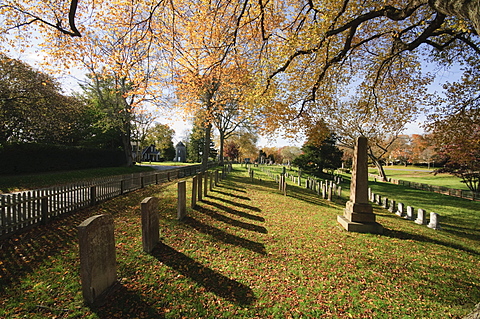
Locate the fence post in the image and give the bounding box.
[141,176,145,188]
[120,180,125,194]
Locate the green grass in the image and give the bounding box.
[0,166,156,194]
[1,164,479,318]
[369,166,469,190]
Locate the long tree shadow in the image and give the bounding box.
[207,194,261,212]
[382,227,480,256]
[195,206,267,234]
[91,283,165,318]
[202,200,265,222]
[151,242,256,305]
[211,189,251,201]
[183,216,267,255]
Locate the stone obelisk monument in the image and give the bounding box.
[338,136,383,234]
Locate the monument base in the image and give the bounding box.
[337,215,383,234]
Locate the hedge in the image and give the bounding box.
[0,143,127,175]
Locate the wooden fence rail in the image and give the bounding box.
[0,163,215,239]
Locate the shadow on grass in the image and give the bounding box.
[195,206,267,234]
[202,200,265,222]
[382,227,479,256]
[207,194,261,212]
[0,210,90,290]
[91,283,165,318]
[211,189,251,201]
[282,184,334,207]
[151,242,256,305]
[183,216,266,255]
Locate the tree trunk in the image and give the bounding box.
[370,156,388,181]
[201,122,212,172]
[122,119,133,167]
[430,0,480,35]
[219,130,225,166]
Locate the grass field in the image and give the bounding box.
[369,166,470,190]
[1,165,478,318]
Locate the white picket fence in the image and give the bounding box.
[0,164,215,239]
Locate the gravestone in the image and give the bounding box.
[428,212,441,230]
[382,197,388,209]
[415,209,427,225]
[396,202,405,217]
[191,176,198,208]
[338,136,383,234]
[322,186,326,199]
[78,214,117,305]
[177,181,187,220]
[141,197,159,253]
[388,200,396,213]
[327,186,332,201]
[405,206,414,220]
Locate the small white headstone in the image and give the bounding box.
[415,209,427,225]
[428,212,441,230]
[405,206,414,220]
[396,202,404,217]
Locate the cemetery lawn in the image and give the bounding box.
[369,166,470,190]
[1,165,479,318]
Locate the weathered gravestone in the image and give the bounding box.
[338,136,383,234]
[415,208,427,225]
[405,206,414,220]
[389,200,396,213]
[141,197,160,253]
[428,212,441,230]
[78,214,117,305]
[396,202,405,217]
[177,181,187,220]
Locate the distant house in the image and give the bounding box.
[175,142,187,162]
[141,144,160,162]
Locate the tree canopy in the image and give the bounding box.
[1,0,479,173]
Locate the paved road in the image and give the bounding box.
[384,167,433,172]
[138,164,183,171]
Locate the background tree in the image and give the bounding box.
[256,0,479,160]
[144,123,176,161]
[227,128,259,161]
[279,146,303,165]
[388,135,413,166]
[224,141,240,162]
[411,134,437,167]
[0,53,86,145]
[293,134,343,176]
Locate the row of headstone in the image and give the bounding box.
[303,177,341,201]
[77,166,234,305]
[368,188,441,230]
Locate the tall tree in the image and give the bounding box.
[256,0,479,152]
[0,53,86,145]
